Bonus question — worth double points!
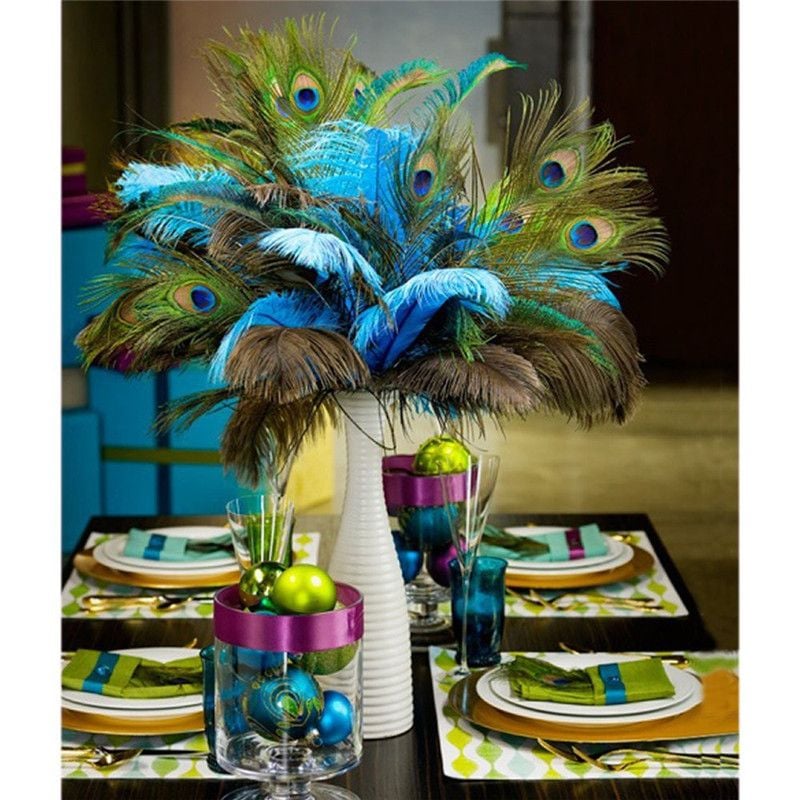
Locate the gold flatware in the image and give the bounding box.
[62,746,207,768]
[79,593,215,613]
[536,739,737,771]
[507,588,663,612]
[62,746,143,768]
[610,533,639,545]
[557,642,690,668]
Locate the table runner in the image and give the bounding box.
[430,647,738,781]
[61,532,321,618]
[501,530,689,618]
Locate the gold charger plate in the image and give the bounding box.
[62,706,204,736]
[505,545,654,589]
[74,548,240,590]
[447,668,738,743]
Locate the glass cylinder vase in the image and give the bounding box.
[212,584,364,800]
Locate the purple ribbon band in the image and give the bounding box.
[213,584,364,652]
[382,455,474,511]
[564,528,585,560]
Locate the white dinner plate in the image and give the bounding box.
[476,653,703,726]
[496,527,625,572]
[504,543,634,579]
[61,647,203,714]
[94,526,235,574]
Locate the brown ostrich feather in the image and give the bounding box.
[384,344,545,419]
[221,393,339,487]
[224,327,371,403]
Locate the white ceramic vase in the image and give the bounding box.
[326,391,414,739]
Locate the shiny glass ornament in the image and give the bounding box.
[315,690,354,746]
[271,565,337,614]
[239,562,286,610]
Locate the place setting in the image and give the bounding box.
[385,439,688,631]
[60,644,223,779]
[62,522,322,619]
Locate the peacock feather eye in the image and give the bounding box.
[353,80,366,100]
[410,152,438,200]
[174,284,218,314]
[291,72,323,114]
[538,148,580,190]
[566,217,615,251]
[116,296,138,325]
[270,80,291,118]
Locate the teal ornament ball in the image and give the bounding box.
[239,561,286,610]
[397,505,454,549]
[271,564,337,614]
[316,690,354,746]
[233,645,284,676]
[245,666,323,740]
[392,531,424,582]
[412,434,471,475]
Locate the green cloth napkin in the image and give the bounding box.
[62,649,203,698]
[504,656,675,705]
[122,528,232,562]
[479,524,608,563]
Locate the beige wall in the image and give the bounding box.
[168,0,503,183]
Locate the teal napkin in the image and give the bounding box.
[479,523,607,562]
[504,656,675,705]
[62,649,203,698]
[122,528,233,562]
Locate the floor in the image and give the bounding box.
[327,371,739,648]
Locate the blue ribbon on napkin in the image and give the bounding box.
[479,523,607,562]
[122,528,232,562]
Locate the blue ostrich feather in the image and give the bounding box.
[290,122,419,242]
[116,163,239,205]
[209,291,343,383]
[258,228,384,313]
[353,268,510,371]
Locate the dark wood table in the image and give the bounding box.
[62,513,736,799]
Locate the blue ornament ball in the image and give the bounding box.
[234,645,284,676]
[398,505,455,549]
[316,690,354,746]
[392,531,424,583]
[245,665,323,740]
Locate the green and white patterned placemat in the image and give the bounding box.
[61,730,231,780]
[430,647,738,781]
[62,532,321,619]
[502,530,689,618]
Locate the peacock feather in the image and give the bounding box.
[77,15,668,486]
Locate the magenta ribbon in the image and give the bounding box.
[564,528,586,560]
[213,584,364,652]
[382,455,474,511]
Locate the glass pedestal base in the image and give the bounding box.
[405,575,449,632]
[222,784,360,800]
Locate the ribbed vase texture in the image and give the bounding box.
[326,392,414,739]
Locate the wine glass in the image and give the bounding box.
[226,492,296,571]
[440,453,501,676]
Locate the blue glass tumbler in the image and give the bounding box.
[200,645,228,774]
[448,556,507,668]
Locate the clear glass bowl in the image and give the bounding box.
[213,584,363,800]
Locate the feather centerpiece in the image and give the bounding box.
[77,16,667,487]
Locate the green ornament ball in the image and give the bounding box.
[239,561,286,610]
[413,434,472,476]
[271,565,337,614]
[296,642,358,675]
